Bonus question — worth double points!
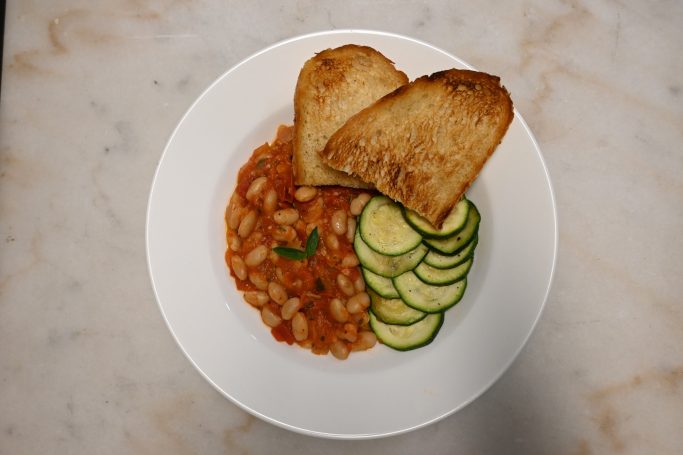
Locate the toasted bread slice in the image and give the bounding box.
[293,45,408,188]
[320,69,513,227]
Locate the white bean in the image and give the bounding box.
[325,233,340,251]
[331,210,347,236]
[246,176,268,201]
[336,273,355,297]
[244,245,268,267]
[346,292,370,314]
[346,218,356,243]
[267,281,288,305]
[261,306,282,327]
[248,271,268,290]
[330,340,350,360]
[272,225,297,242]
[329,298,349,323]
[292,312,309,342]
[353,274,365,292]
[350,193,372,216]
[351,331,377,351]
[263,189,278,213]
[273,208,300,225]
[228,202,243,230]
[228,233,242,252]
[294,186,317,202]
[244,291,269,308]
[339,323,358,342]
[230,255,247,280]
[281,297,302,320]
[340,253,359,268]
[238,210,258,238]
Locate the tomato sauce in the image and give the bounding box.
[225,125,377,359]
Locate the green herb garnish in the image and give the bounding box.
[273,227,319,261]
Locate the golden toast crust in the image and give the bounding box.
[320,69,514,227]
[293,45,408,188]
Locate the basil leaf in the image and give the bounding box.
[273,246,307,260]
[305,227,319,257]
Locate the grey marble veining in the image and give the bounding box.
[1,0,682,453]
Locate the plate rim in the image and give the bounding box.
[145,29,558,439]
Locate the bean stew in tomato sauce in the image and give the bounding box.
[225,125,376,359]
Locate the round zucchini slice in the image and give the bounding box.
[354,231,428,278]
[370,311,443,351]
[403,198,469,239]
[423,235,478,269]
[393,271,467,313]
[369,290,426,326]
[414,258,473,286]
[359,195,423,256]
[362,267,400,299]
[424,202,480,255]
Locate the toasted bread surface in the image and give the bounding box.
[320,69,513,226]
[293,45,408,188]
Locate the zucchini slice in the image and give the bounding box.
[355,231,428,278]
[414,258,473,286]
[423,235,478,269]
[369,290,426,326]
[359,196,423,256]
[393,272,467,313]
[403,198,469,239]
[370,311,443,351]
[424,202,480,255]
[362,267,400,299]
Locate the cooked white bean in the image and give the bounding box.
[281,297,302,320]
[292,312,309,342]
[341,253,359,268]
[331,210,347,236]
[351,331,377,351]
[230,255,248,280]
[263,189,278,213]
[273,208,299,225]
[336,273,355,297]
[330,340,350,360]
[346,292,370,313]
[346,218,356,242]
[272,225,297,242]
[325,233,340,251]
[228,233,242,252]
[244,291,269,308]
[261,306,282,327]
[353,274,365,292]
[275,267,285,283]
[329,298,349,323]
[350,193,372,216]
[246,176,268,201]
[248,271,268,290]
[267,281,288,305]
[244,245,268,267]
[339,323,358,342]
[238,210,258,238]
[294,186,317,202]
[228,203,243,230]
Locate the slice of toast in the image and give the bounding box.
[320,69,514,227]
[293,45,408,188]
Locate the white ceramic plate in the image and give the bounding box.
[147,30,557,439]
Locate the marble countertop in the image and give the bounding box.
[1,1,681,453]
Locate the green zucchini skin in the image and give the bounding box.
[423,235,478,269]
[414,258,473,286]
[369,290,427,326]
[355,231,428,278]
[359,196,423,256]
[424,202,480,255]
[370,311,444,351]
[403,198,469,239]
[362,267,400,299]
[393,272,467,313]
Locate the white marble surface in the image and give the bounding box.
[1,0,681,453]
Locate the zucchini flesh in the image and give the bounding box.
[370,312,443,351]
[369,290,426,326]
[355,231,428,278]
[362,267,400,299]
[393,271,467,313]
[424,202,480,255]
[403,198,469,239]
[423,235,478,269]
[414,258,473,285]
[359,196,422,256]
